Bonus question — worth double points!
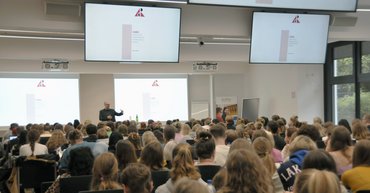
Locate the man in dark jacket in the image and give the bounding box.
[99,102,123,122]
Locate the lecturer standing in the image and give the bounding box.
[99,102,123,122]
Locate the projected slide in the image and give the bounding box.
[188,0,357,11]
[85,4,181,62]
[0,78,80,126]
[250,12,330,64]
[114,78,188,121]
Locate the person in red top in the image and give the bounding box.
[216,107,223,123]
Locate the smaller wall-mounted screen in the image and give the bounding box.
[85,3,181,62]
[250,12,330,64]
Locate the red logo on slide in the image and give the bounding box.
[152,80,159,87]
[135,8,144,17]
[292,15,300,23]
[37,80,46,87]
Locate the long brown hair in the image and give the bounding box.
[46,130,67,151]
[353,140,370,167]
[119,163,152,193]
[27,129,40,156]
[90,152,121,191]
[115,140,137,171]
[252,137,276,177]
[329,126,352,162]
[170,143,200,182]
[294,169,341,193]
[140,141,164,171]
[219,149,273,193]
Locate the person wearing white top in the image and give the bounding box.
[209,124,229,166]
[19,129,48,156]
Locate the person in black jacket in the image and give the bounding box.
[99,102,123,122]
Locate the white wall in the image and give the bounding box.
[244,64,324,123]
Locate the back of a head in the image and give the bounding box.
[330,126,352,151]
[69,146,94,176]
[127,125,138,134]
[97,128,108,139]
[109,131,123,148]
[225,129,237,145]
[224,149,272,193]
[252,129,268,142]
[313,117,323,125]
[68,129,83,144]
[117,124,128,136]
[163,125,176,141]
[302,149,337,173]
[27,129,41,156]
[171,143,200,181]
[294,169,341,193]
[119,163,152,193]
[297,124,321,142]
[86,124,97,135]
[362,113,370,124]
[271,115,280,121]
[229,138,252,153]
[289,135,317,155]
[115,140,137,170]
[142,131,157,147]
[140,141,164,170]
[252,137,275,176]
[91,152,120,191]
[267,121,279,134]
[195,131,215,160]
[338,119,352,134]
[352,123,369,140]
[210,123,226,139]
[128,132,141,150]
[174,178,209,193]
[353,140,370,167]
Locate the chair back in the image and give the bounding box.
[151,170,170,193]
[18,158,57,190]
[60,175,93,193]
[357,190,370,193]
[79,189,122,193]
[41,181,54,193]
[197,165,221,182]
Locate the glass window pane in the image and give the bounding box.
[333,44,353,77]
[360,82,370,117]
[333,83,355,123]
[361,42,370,74]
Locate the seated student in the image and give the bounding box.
[156,143,211,193]
[341,140,370,192]
[209,124,229,166]
[218,149,273,193]
[281,127,298,160]
[294,169,341,193]
[46,130,68,155]
[115,140,137,172]
[267,121,286,151]
[141,131,158,147]
[195,131,219,166]
[163,125,178,162]
[90,152,122,191]
[108,131,123,153]
[45,146,94,193]
[20,129,48,156]
[174,177,209,193]
[97,128,109,145]
[326,126,354,175]
[119,163,153,193]
[140,141,167,171]
[252,129,283,163]
[59,129,108,170]
[277,135,317,191]
[84,124,98,142]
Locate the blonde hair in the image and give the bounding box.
[174,177,209,193]
[252,137,276,177]
[289,135,317,155]
[352,123,369,140]
[220,149,273,193]
[141,131,158,147]
[46,130,67,151]
[294,169,341,193]
[181,124,191,136]
[91,152,121,191]
[170,143,200,182]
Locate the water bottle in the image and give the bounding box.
[207,179,216,193]
[135,114,139,122]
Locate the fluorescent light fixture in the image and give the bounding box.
[212,37,250,41]
[0,35,84,41]
[0,29,84,36]
[205,42,250,46]
[125,0,187,4]
[357,9,370,12]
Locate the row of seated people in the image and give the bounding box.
[2,113,370,193]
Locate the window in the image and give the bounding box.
[325,42,370,123]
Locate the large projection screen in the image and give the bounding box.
[114,77,189,121]
[0,75,80,126]
[188,0,357,12]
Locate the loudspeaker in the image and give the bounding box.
[330,16,357,27]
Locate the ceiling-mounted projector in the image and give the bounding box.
[42,59,69,71]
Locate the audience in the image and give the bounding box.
[294,169,341,193]
[352,123,369,141]
[84,124,98,142]
[140,141,167,171]
[268,121,286,151]
[163,125,177,161]
[195,131,218,166]
[90,152,122,191]
[46,130,68,155]
[115,140,138,171]
[174,178,209,193]
[108,131,123,153]
[209,124,229,166]
[19,129,48,156]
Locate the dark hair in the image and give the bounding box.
[212,119,220,124]
[27,129,40,156]
[73,119,80,129]
[68,146,94,176]
[153,130,165,144]
[271,115,280,121]
[267,121,279,134]
[330,126,352,151]
[302,149,337,173]
[86,124,97,135]
[225,129,237,145]
[195,132,215,160]
[106,121,115,132]
[297,124,321,142]
[119,163,152,193]
[128,125,138,134]
[18,130,28,146]
[163,125,176,141]
[210,124,226,139]
[108,131,123,151]
[261,116,269,127]
[54,123,63,131]
[286,127,298,138]
[115,140,138,171]
[140,141,164,171]
[338,119,352,134]
[353,140,370,167]
[166,120,173,125]
[10,123,19,130]
[68,129,83,143]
